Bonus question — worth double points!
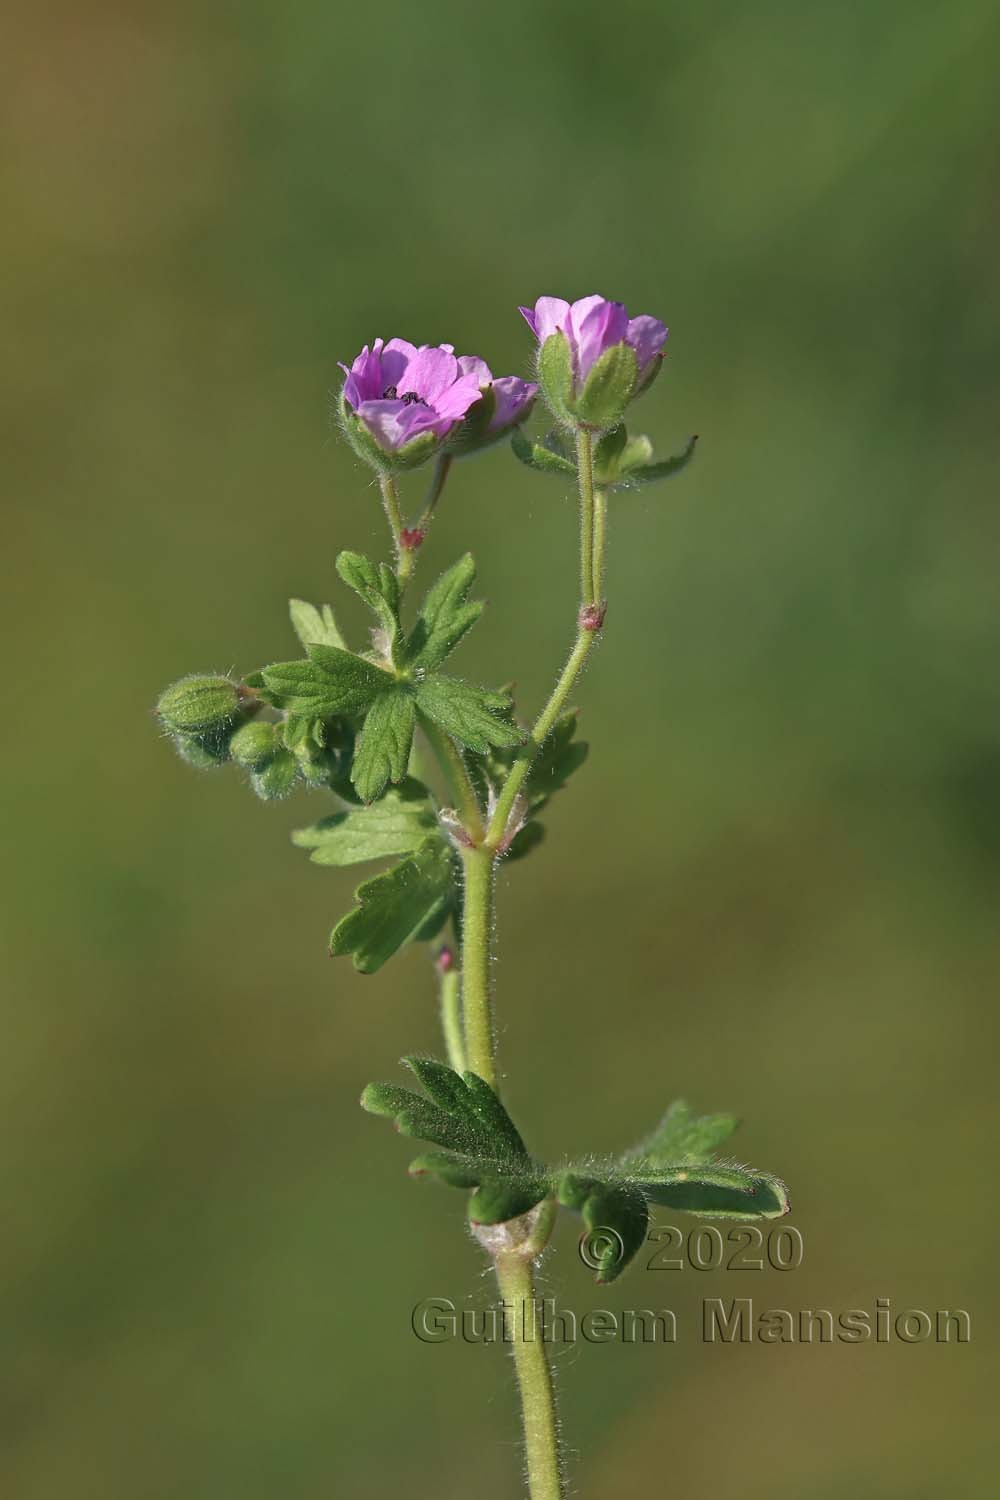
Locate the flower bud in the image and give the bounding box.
[251,748,299,801]
[171,732,231,769]
[157,675,249,737]
[520,295,667,431]
[230,719,281,770]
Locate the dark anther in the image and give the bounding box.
[382,385,398,399]
[400,391,423,406]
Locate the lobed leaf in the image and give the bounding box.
[292,778,436,866]
[350,686,416,803]
[329,835,455,973]
[415,675,523,755]
[289,598,347,652]
[261,646,388,717]
[621,1098,739,1166]
[406,554,485,671]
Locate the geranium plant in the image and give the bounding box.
[156,293,788,1498]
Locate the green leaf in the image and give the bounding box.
[406,554,485,671]
[336,550,401,655]
[557,1172,650,1284]
[511,428,576,477]
[330,835,455,973]
[260,645,388,716]
[350,687,417,804]
[620,1099,739,1166]
[362,1058,549,1225]
[575,343,638,430]
[634,1164,790,1220]
[523,710,589,813]
[538,332,574,424]
[624,434,699,486]
[292,778,436,866]
[289,598,347,652]
[415,675,523,754]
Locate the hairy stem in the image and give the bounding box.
[419,716,485,842]
[485,430,603,851]
[591,485,607,603]
[438,961,465,1073]
[577,429,596,607]
[495,1255,564,1500]
[417,451,453,534]
[379,472,404,569]
[460,846,495,1086]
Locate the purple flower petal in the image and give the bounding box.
[523,297,571,344]
[431,371,484,424]
[456,354,494,385]
[356,398,442,450]
[490,376,538,432]
[625,315,668,378]
[569,296,628,381]
[399,346,460,404]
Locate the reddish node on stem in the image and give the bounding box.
[400,527,425,551]
[579,602,607,632]
[436,946,455,974]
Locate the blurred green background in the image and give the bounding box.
[4,1,999,1494]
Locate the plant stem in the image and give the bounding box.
[591,485,607,603]
[419,716,485,843]
[485,430,604,852]
[379,472,404,568]
[417,451,453,534]
[438,962,465,1073]
[494,1255,563,1500]
[460,846,495,1086]
[576,429,596,607]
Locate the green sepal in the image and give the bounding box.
[445,384,497,456]
[575,343,638,431]
[350,686,416,804]
[537,332,575,426]
[415,675,523,754]
[362,1059,548,1226]
[339,394,440,474]
[510,428,576,478]
[556,1172,650,1284]
[623,434,699,487]
[289,598,347,652]
[405,554,485,671]
[260,645,389,716]
[330,835,455,973]
[293,778,436,866]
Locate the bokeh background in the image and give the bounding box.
[4,1,999,1495]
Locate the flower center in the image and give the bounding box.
[382,384,424,405]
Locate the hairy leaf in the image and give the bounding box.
[292,779,436,866]
[261,645,388,716]
[362,1058,548,1225]
[624,434,699,486]
[556,1172,650,1284]
[336,550,401,655]
[621,1099,740,1166]
[351,687,416,803]
[415,675,523,754]
[406,554,485,671]
[330,835,455,973]
[289,598,347,651]
[511,428,576,477]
